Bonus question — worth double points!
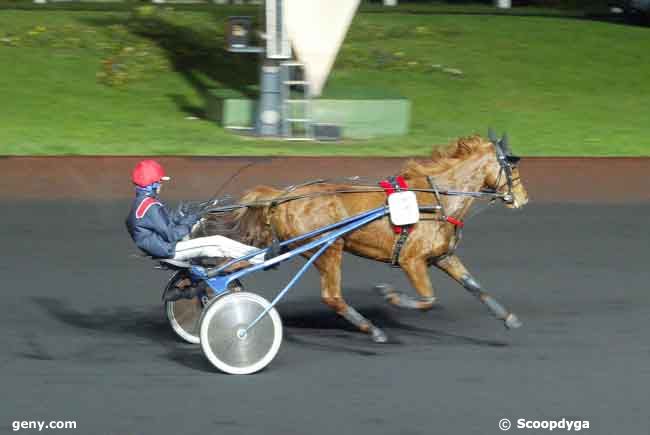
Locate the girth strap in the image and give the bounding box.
[391,229,411,267]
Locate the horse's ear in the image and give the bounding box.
[487,128,498,144]
[489,128,506,158]
[501,133,515,155]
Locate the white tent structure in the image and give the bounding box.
[252,0,361,137]
[220,0,411,140]
[285,0,360,96]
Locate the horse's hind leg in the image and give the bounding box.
[314,242,388,343]
[375,258,437,310]
[435,255,522,329]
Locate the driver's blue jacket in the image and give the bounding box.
[125,190,198,258]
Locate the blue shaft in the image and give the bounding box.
[235,207,386,276]
[244,238,336,333]
[205,206,387,308]
[213,206,388,274]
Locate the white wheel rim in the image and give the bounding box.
[199,292,283,375]
[166,298,202,344]
[164,272,241,345]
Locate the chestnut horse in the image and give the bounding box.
[223,135,529,342]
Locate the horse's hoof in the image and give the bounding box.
[504,313,522,329]
[375,284,438,310]
[371,328,388,343]
[418,297,439,310]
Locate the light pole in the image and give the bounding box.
[256,0,291,137]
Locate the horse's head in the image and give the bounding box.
[484,130,529,209]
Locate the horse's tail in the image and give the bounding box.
[232,188,267,219]
[230,186,282,247]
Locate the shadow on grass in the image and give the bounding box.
[80,13,259,117]
[170,93,206,119]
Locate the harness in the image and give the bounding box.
[426,176,464,263]
[379,176,466,267]
[379,176,414,267]
[202,132,520,269]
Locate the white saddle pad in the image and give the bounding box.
[388,191,420,226]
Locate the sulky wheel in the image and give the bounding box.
[199,292,283,375]
[165,271,243,344]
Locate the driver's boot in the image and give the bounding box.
[163,279,205,302]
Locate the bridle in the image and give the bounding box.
[484,130,521,205]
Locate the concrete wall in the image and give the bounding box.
[313,99,410,139]
[207,95,411,139]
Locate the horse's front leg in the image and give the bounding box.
[375,257,438,310]
[313,241,388,343]
[435,255,522,329]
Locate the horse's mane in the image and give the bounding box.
[401,134,489,178]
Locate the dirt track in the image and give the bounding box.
[0,158,648,435]
[1,157,649,202]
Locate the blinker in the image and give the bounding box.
[505,155,520,165]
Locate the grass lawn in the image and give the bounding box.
[0,3,649,156]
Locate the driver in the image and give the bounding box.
[125,160,264,299]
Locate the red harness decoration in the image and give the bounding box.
[379,176,414,234]
[378,175,408,196]
[380,176,464,229]
[135,197,162,219]
[445,216,464,228]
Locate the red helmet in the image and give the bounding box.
[131,160,170,187]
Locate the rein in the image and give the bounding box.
[201,131,520,217]
[202,181,510,215]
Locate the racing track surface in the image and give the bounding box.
[1,198,648,435]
